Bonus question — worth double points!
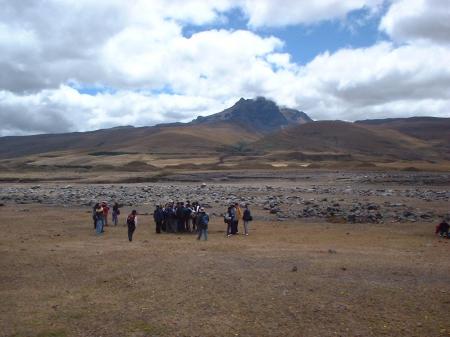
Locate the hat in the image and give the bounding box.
[199,207,205,212]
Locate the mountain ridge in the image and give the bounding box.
[0,98,448,169]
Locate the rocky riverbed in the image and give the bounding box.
[1,172,449,224]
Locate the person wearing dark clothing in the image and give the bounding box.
[168,203,177,233]
[436,219,449,238]
[112,202,120,226]
[242,204,253,236]
[197,208,209,241]
[127,210,138,242]
[92,204,98,229]
[161,205,168,232]
[225,205,235,237]
[230,204,237,235]
[176,202,185,232]
[153,205,164,234]
[183,203,192,232]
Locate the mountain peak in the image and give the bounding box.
[193,97,312,133]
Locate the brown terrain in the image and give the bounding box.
[1,173,450,337]
[1,98,450,337]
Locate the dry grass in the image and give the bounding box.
[1,204,449,337]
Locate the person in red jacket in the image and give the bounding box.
[101,201,110,227]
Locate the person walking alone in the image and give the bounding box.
[127,210,138,242]
[197,207,209,241]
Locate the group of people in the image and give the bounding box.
[224,202,253,236]
[152,201,205,234]
[91,200,253,242]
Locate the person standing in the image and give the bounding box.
[226,205,235,237]
[127,210,138,242]
[102,201,110,227]
[229,204,237,235]
[184,202,192,232]
[176,202,185,232]
[153,205,164,234]
[112,202,120,226]
[234,203,242,234]
[92,204,98,229]
[192,201,200,232]
[197,207,209,241]
[242,204,253,236]
[94,203,104,235]
[169,202,178,233]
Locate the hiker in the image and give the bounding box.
[127,210,138,242]
[92,204,98,229]
[94,203,104,235]
[242,204,253,236]
[435,219,449,238]
[112,202,120,226]
[225,204,235,237]
[176,202,185,232]
[192,201,200,232]
[234,202,242,234]
[102,201,110,226]
[197,207,209,241]
[153,205,164,234]
[183,202,192,232]
[168,202,178,233]
[161,204,168,232]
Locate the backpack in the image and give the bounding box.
[127,214,135,226]
[243,209,252,221]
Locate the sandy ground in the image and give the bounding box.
[1,203,450,337]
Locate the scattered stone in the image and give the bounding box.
[291,266,298,272]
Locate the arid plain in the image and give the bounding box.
[1,171,449,337]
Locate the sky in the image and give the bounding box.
[0,0,449,136]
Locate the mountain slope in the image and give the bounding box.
[253,121,445,161]
[0,97,311,159]
[356,116,450,143]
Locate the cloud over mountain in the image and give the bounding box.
[0,0,449,135]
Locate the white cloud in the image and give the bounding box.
[0,86,231,136]
[239,0,384,27]
[0,0,449,136]
[287,42,450,120]
[380,0,450,45]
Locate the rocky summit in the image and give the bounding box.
[192,96,312,133]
